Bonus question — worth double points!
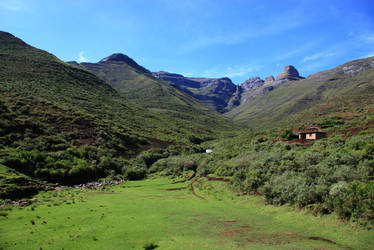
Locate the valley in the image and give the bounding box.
[1,30,374,249]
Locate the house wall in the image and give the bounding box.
[316,132,326,139]
[306,133,316,140]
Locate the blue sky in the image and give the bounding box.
[1,0,374,84]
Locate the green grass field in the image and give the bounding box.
[1,178,373,249]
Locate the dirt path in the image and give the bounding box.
[190,179,206,200]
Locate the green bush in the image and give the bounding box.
[280,128,295,140]
[124,167,146,180]
[328,181,374,225]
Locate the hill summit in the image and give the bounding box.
[276,65,303,81]
[98,53,151,74]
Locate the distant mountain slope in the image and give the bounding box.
[70,54,239,135]
[226,57,374,127]
[152,65,304,114]
[152,71,240,113]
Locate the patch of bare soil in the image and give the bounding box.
[308,236,337,245]
[166,187,187,191]
[207,176,231,182]
[272,139,312,146]
[190,179,206,200]
[221,230,245,237]
[246,232,303,245]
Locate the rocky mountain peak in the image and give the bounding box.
[240,77,264,89]
[276,65,302,81]
[264,75,275,85]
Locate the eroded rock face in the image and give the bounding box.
[152,72,238,113]
[264,75,275,85]
[240,77,264,89]
[276,65,302,81]
[152,71,200,88]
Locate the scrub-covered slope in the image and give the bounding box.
[0,31,237,196]
[227,57,374,128]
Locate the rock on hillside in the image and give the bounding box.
[264,75,275,85]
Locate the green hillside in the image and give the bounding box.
[72,55,238,135]
[227,56,374,129]
[0,32,238,197]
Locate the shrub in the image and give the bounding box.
[138,148,169,168]
[328,181,374,224]
[124,167,146,180]
[280,128,295,140]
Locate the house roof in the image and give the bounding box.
[299,126,325,134]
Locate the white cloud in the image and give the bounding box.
[302,51,338,62]
[78,51,88,63]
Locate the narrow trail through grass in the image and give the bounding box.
[1,178,373,249]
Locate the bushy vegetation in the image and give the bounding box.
[144,132,374,226]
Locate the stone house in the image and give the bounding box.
[298,126,326,140]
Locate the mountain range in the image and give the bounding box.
[74,51,374,130]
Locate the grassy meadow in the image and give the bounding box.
[1,178,373,249]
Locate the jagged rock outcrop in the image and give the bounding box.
[189,77,236,90]
[226,85,242,110]
[153,72,237,113]
[276,65,303,81]
[264,75,275,85]
[240,77,264,89]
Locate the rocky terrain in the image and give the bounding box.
[153,65,304,113]
[153,72,240,112]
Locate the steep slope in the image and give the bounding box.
[152,71,240,113]
[71,55,238,133]
[226,57,374,128]
[0,31,238,194]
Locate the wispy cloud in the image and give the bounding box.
[363,52,374,58]
[302,51,338,62]
[180,11,307,53]
[274,41,320,61]
[201,64,261,81]
[78,51,88,63]
[359,33,374,44]
[0,0,27,11]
